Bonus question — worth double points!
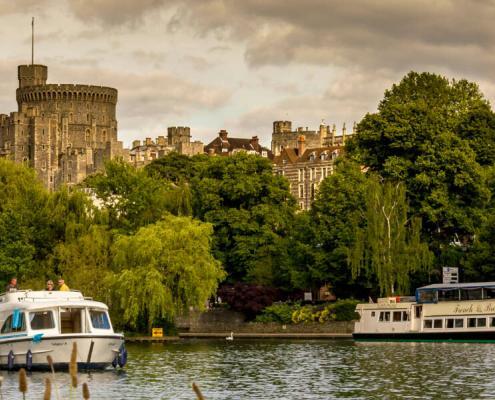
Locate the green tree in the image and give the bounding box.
[109,214,225,329]
[84,159,191,233]
[190,153,296,284]
[349,178,433,296]
[288,158,370,297]
[349,72,493,246]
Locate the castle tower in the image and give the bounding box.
[273,121,292,134]
[18,65,47,90]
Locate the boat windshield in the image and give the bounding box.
[29,311,55,330]
[1,311,26,333]
[89,309,110,330]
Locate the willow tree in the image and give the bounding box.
[110,214,225,329]
[349,177,433,296]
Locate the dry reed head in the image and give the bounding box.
[19,368,28,394]
[46,355,54,368]
[43,378,52,400]
[69,342,78,388]
[82,382,90,399]
[192,382,205,400]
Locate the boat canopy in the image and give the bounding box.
[416,282,495,303]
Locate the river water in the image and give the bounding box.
[2,339,495,399]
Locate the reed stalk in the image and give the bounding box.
[82,382,90,399]
[192,382,205,400]
[18,368,27,400]
[47,355,61,400]
[43,378,52,400]
[70,342,78,389]
[0,375,3,400]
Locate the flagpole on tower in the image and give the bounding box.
[31,17,34,65]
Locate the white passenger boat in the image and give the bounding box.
[0,290,126,370]
[353,282,495,342]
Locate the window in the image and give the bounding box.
[461,288,482,300]
[60,308,83,333]
[90,310,110,330]
[434,319,443,328]
[29,311,55,330]
[402,311,409,321]
[468,317,487,328]
[415,306,422,318]
[379,311,390,322]
[484,288,495,299]
[438,289,459,302]
[490,318,495,327]
[418,290,436,303]
[299,184,304,198]
[393,311,402,322]
[371,312,375,317]
[1,311,26,333]
[424,320,433,329]
[446,319,454,328]
[455,318,464,328]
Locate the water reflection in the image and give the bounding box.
[1,340,495,399]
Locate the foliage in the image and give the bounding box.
[218,283,280,320]
[348,71,494,247]
[85,159,191,233]
[291,300,360,324]
[110,215,225,329]
[349,177,433,296]
[254,302,301,324]
[287,158,372,297]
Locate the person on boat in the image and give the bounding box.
[5,277,18,292]
[58,278,70,291]
[45,280,54,291]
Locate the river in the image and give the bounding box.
[2,339,495,399]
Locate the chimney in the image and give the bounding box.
[145,137,153,146]
[132,140,141,149]
[250,136,259,149]
[156,136,166,146]
[219,129,228,140]
[342,123,347,146]
[298,135,306,156]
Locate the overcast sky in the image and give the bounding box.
[1,0,495,147]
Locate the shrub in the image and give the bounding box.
[291,299,360,324]
[254,302,301,324]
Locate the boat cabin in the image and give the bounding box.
[416,282,495,303]
[0,290,113,337]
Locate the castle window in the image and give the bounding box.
[102,130,107,142]
[69,113,73,123]
[85,129,91,143]
[87,114,90,123]
[299,184,304,198]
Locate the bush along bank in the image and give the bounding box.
[254,299,360,324]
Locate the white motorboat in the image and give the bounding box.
[0,289,126,370]
[353,282,495,342]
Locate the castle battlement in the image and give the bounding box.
[17,84,118,105]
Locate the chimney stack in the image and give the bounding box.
[250,136,259,149]
[298,135,306,156]
[219,129,228,140]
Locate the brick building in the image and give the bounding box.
[204,129,272,158]
[273,135,342,210]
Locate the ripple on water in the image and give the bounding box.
[1,340,495,399]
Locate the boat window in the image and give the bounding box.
[460,288,482,301]
[30,311,55,330]
[483,288,495,299]
[446,319,454,328]
[415,306,422,318]
[433,319,443,328]
[468,318,476,328]
[371,312,375,317]
[424,320,433,329]
[90,310,110,330]
[402,311,409,321]
[454,318,464,328]
[393,311,402,322]
[1,311,26,334]
[418,290,436,303]
[60,308,83,334]
[438,289,459,302]
[478,318,486,327]
[490,318,495,327]
[379,311,390,322]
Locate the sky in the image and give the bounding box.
[1,0,495,147]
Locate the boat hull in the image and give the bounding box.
[353,331,495,343]
[0,334,124,370]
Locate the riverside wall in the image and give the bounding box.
[175,308,354,334]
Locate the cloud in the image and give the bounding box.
[68,0,166,26]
